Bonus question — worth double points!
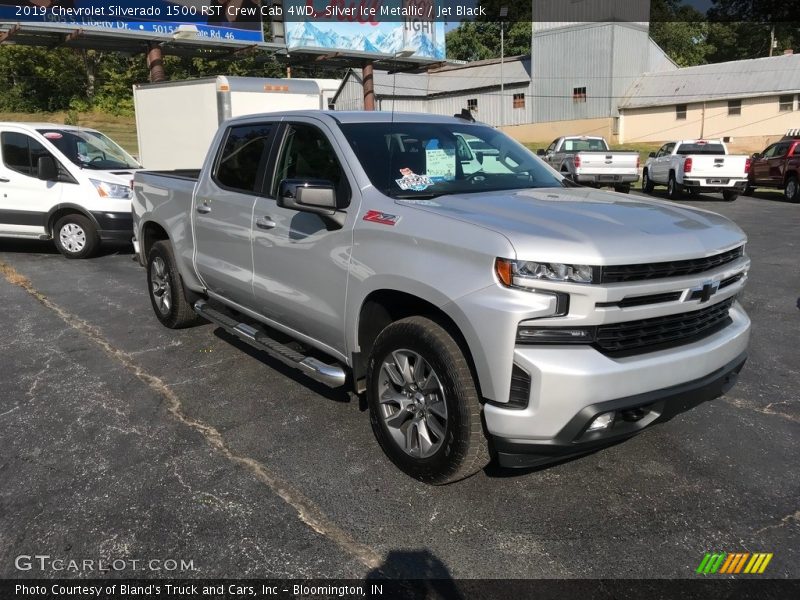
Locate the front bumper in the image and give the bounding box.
[492,352,746,468]
[91,211,133,242]
[483,302,750,467]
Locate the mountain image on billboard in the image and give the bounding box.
[284,1,445,60]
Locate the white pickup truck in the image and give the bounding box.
[538,136,640,193]
[642,140,750,201]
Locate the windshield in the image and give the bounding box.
[339,122,563,198]
[37,129,140,170]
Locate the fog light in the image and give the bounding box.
[587,412,615,432]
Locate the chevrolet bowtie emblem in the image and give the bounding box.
[690,280,720,303]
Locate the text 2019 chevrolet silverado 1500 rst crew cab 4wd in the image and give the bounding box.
[132,112,750,484]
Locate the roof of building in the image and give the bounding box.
[620,53,800,109]
[335,56,531,101]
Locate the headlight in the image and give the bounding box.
[495,258,597,286]
[90,179,132,200]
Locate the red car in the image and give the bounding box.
[746,131,800,202]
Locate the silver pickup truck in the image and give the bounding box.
[538,136,640,193]
[132,111,750,484]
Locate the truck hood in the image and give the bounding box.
[400,187,746,265]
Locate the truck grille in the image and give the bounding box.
[595,298,735,356]
[600,246,743,283]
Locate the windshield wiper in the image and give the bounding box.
[392,193,443,200]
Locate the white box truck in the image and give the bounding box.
[133,76,341,170]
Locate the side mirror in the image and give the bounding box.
[37,155,59,181]
[536,149,545,157]
[751,152,761,159]
[475,151,484,165]
[278,179,338,215]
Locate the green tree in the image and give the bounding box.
[445,0,532,61]
[649,0,714,66]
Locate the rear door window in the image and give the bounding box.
[214,123,276,194]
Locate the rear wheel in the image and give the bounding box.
[667,173,682,200]
[642,170,654,194]
[53,214,99,259]
[723,191,739,202]
[785,176,799,203]
[367,316,489,485]
[147,240,201,329]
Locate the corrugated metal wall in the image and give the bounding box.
[532,23,653,122]
[335,74,365,111]
[334,71,533,127]
[378,84,533,127]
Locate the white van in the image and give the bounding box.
[0,123,140,258]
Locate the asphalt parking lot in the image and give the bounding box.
[0,191,797,580]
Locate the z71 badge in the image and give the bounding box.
[363,210,400,226]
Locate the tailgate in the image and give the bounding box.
[686,155,748,179]
[575,152,639,176]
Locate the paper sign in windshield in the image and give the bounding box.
[426,148,456,181]
[395,168,433,192]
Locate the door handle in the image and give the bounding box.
[256,216,276,230]
[196,204,212,214]
[0,177,9,183]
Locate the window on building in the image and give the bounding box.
[676,104,687,120]
[467,98,478,111]
[728,99,742,116]
[513,93,525,109]
[572,87,587,103]
[779,94,795,112]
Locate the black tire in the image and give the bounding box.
[53,214,99,259]
[146,240,201,329]
[743,184,755,196]
[784,176,800,203]
[614,184,631,194]
[688,188,700,198]
[367,316,489,485]
[642,169,654,194]
[723,191,739,202]
[667,172,682,200]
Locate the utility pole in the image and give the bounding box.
[770,25,775,56]
[147,42,166,83]
[363,61,375,111]
[499,6,508,128]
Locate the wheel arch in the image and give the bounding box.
[140,220,170,261]
[352,288,483,399]
[46,204,99,237]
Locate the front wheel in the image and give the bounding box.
[54,214,99,259]
[147,241,201,329]
[785,176,799,203]
[367,316,489,485]
[642,170,654,194]
[723,191,739,202]
[667,173,682,200]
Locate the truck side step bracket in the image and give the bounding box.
[193,300,346,388]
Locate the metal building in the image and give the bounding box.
[531,22,676,124]
[331,56,533,128]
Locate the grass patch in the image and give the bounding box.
[0,111,138,155]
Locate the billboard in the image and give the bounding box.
[283,0,445,60]
[0,1,265,43]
